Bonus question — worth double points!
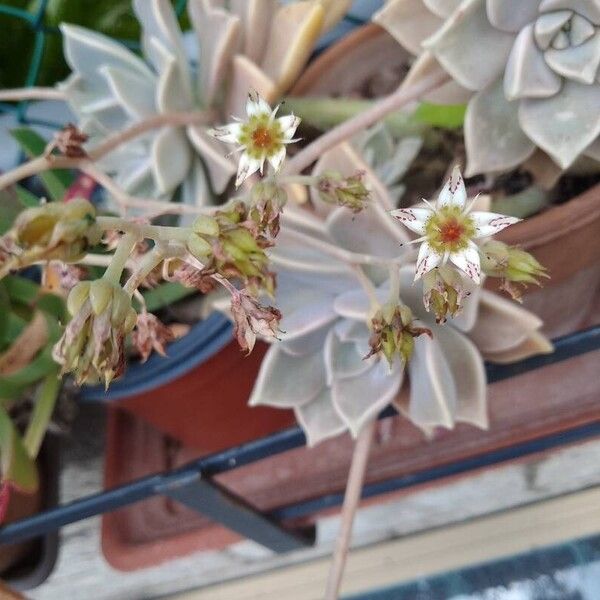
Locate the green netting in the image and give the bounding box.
[0,0,189,128]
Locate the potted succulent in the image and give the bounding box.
[1,0,594,596]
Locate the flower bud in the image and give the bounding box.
[422,265,470,323]
[317,170,370,213]
[480,240,548,301]
[365,303,431,367]
[186,233,213,262]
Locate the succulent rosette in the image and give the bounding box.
[217,146,552,446]
[374,0,600,175]
[58,0,347,206]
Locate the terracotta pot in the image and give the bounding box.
[292,23,600,338]
[103,344,600,570]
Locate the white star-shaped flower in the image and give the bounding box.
[391,167,521,284]
[208,91,301,187]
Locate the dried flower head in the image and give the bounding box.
[249,181,288,238]
[1,198,101,278]
[317,170,370,213]
[209,91,301,186]
[391,167,521,284]
[53,279,137,388]
[230,289,282,354]
[132,312,174,363]
[422,265,471,324]
[365,303,432,367]
[480,240,549,301]
[44,123,89,158]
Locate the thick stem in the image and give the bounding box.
[352,265,380,311]
[285,71,450,175]
[103,233,138,284]
[96,216,191,243]
[388,264,401,304]
[325,420,376,600]
[123,246,167,296]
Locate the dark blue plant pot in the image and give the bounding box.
[81,313,233,402]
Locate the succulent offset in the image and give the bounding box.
[375,0,600,175]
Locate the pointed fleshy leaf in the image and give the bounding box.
[226,55,278,118]
[465,79,536,176]
[261,1,325,94]
[249,345,325,408]
[187,125,236,193]
[533,10,572,49]
[373,0,443,55]
[281,324,332,357]
[408,335,457,429]
[188,0,242,106]
[503,25,562,100]
[424,0,515,91]
[101,65,157,119]
[180,157,213,210]
[539,0,600,24]
[486,0,540,33]
[320,0,352,32]
[333,287,384,320]
[423,0,463,18]
[484,329,553,364]
[324,330,373,385]
[295,388,347,447]
[156,53,194,112]
[335,319,371,344]
[519,80,600,169]
[468,289,542,354]
[435,325,488,428]
[544,33,600,85]
[332,360,404,438]
[230,0,276,63]
[151,127,192,194]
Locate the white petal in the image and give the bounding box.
[503,25,562,100]
[471,211,521,237]
[424,0,515,91]
[151,127,192,194]
[295,388,347,447]
[539,0,600,24]
[544,32,600,85]
[277,114,301,141]
[465,79,536,176]
[332,360,404,438]
[436,325,488,429]
[208,122,243,145]
[187,125,237,194]
[408,335,457,429]
[389,208,431,235]
[267,146,286,171]
[534,10,572,50]
[324,330,373,385]
[415,242,443,280]
[519,80,600,169]
[246,91,271,117]
[235,152,262,186]
[486,0,540,33]
[449,242,481,283]
[436,165,467,208]
[373,0,444,55]
[249,346,325,408]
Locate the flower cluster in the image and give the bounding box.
[53,278,137,388]
[0,199,101,279]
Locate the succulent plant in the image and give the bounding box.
[215,146,551,445]
[374,0,600,176]
[58,0,348,207]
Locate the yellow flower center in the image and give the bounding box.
[425,206,475,254]
[240,114,283,159]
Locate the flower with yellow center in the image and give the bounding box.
[391,167,521,284]
[208,91,300,187]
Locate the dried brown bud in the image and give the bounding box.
[45,123,89,159]
[132,312,175,363]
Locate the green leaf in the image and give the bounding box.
[142,282,196,312]
[4,274,40,305]
[0,283,9,348]
[0,346,58,400]
[0,405,39,494]
[14,184,40,207]
[413,103,467,129]
[23,371,60,459]
[0,188,25,235]
[37,293,67,323]
[10,127,74,201]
